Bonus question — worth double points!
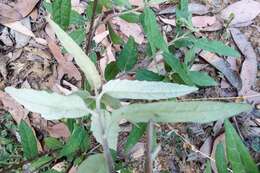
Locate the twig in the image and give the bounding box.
[145,120,154,173]
[85,0,99,54]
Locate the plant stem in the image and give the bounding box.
[85,0,98,55]
[96,93,115,173]
[145,120,154,173]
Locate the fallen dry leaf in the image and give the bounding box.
[0,91,28,124]
[199,51,242,90]
[230,28,260,104]
[199,136,212,159]
[15,0,39,18]
[159,16,222,31]
[220,0,260,27]
[159,3,209,15]
[47,123,70,140]
[0,3,22,23]
[47,37,82,86]
[93,30,109,44]
[112,17,144,44]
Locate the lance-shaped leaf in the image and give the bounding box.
[91,110,120,150]
[193,38,240,57]
[47,18,101,90]
[102,79,198,100]
[5,87,91,120]
[105,101,251,149]
[112,101,251,123]
[224,120,259,173]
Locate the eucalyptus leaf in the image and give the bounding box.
[102,79,198,100]
[47,18,101,90]
[19,120,38,159]
[5,87,90,120]
[77,154,108,173]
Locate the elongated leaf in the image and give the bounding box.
[140,8,168,55]
[77,154,108,173]
[19,120,38,159]
[102,79,198,100]
[224,120,259,173]
[215,143,228,173]
[47,18,101,90]
[52,0,71,30]
[112,101,251,123]
[163,52,194,85]
[5,87,90,120]
[117,36,137,71]
[91,111,120,150]
[59,126,88,157]
[194,38,240,57]
[125,123,147,153]
[189,71,217,87]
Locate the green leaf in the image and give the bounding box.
[102,79,198,100]
[224,120,259,173]
[184,47,196,66]
[125,123,147,153]
[189,71,217,87]
[93,110,120,150]
[69,28,85,46]
[140,8,168,55]
[108,23,123,44]
[112,101,251,123]
[105,61,120,81]
[136,69,164,81]
[52,0,71,30]
[91,110,120,150]
[204,160,212,173]
[44,137,63,150]
[77,154,108,173]
[69,10,85,25]
[5,87,90,120]
[120,12,140,23]
[215,143,228,173]
[47,18,101,90]
[101,94,122,109]
[175,0,192,32]
[163,52,194,85]
[194,38,240,57]
[117,36,138,71]
[59,126,88,157]
[113,0,131,8]
[19,120,38,159]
